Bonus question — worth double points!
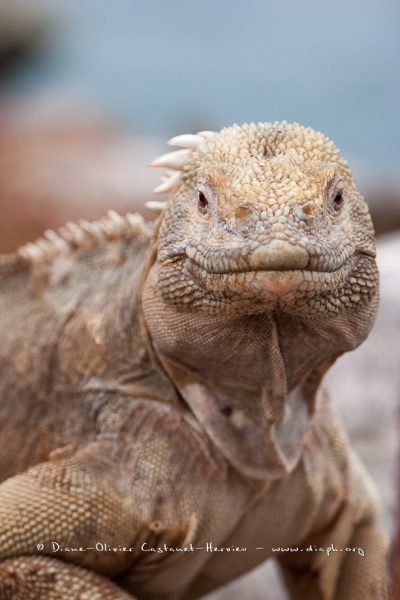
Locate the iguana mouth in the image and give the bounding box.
[184,239,367,276]
[182,250,376,305]
[186,260,353,297]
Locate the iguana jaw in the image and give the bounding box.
[184,255,356,306]
[157,251,377,315]
[184,238,359,275]
[186,262,307,301]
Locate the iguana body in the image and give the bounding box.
[0,122,389,599]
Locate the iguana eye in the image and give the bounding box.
[198,191,209,211]
[197,186,212,215]
[333,190,344,211]
[197,183,216,216]
[328,176,345,215]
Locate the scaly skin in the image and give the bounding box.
[0,122,389,599]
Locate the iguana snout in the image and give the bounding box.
[247,240,309,271]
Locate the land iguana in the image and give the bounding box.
[0,122,389,599]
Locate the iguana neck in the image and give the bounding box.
[142,261,352,404]
[141,261,355,479]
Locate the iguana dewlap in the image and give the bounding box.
[0,122,389,599]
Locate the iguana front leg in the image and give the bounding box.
[0,556,134,599]
[279,521,389,600]
[0,442,139,598]
[277,452,390,600]
[0,400,245,599]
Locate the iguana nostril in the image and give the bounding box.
[235,205,257,229]
[295,204,314,222]
[302,203,314,215]
[235,206,250,219]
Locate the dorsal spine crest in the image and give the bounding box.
[16,211,152,265]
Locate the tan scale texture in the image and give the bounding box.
[0,122,390,598]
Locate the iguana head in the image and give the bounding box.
[149,121,378,318]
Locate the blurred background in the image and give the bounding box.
[0,1,399,597]
[0,0,399,249]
